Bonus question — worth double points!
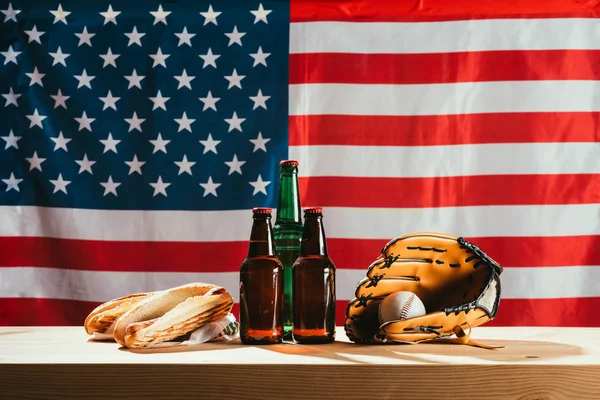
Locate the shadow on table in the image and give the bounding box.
[253,337,588,365]
[119,336,585,365]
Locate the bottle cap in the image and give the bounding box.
[252,207,272,215]
[279,160,299,167]
[304,207,323,216]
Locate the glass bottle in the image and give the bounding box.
[273,160,303,340]
[292,207,336,344]
[239,207,284,344]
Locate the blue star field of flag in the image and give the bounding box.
[0,0,290,210]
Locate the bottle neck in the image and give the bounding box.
[275,167,301,225]
[247,216,275,257]
[300,216,328,256]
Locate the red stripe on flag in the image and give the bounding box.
[325,236,600,269]
[290,51,600,85]
[0,298,99,326]
[300,174,600,208]
[289,113,600,146]
[3,298,599,327]
[336,298,600,328]
[0,237,247,272]
[1,236,599,272]
[290,0,600,22]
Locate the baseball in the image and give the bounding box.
[378,291,427,325]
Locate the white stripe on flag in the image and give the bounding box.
[1,266,599,303]
[322,205,600,239]
[0,267,239,303]
[289,143,600,177]
[1,205,599,241]
[290,18,600,54]
[289,81,600,116]
[337,266,600,300]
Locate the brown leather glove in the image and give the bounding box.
[344,232,503,348]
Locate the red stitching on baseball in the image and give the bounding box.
[400,293,415,320]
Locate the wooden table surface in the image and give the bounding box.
[1,326,600,399]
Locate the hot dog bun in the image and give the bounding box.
[112,282,234,348]
[84,292,156,338]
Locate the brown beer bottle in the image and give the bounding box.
[292,207,336,344]
[239,207,284,345]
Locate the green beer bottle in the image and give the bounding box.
[273,160,303,340]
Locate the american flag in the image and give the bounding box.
[1,0,599,328]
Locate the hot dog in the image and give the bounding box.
[112,282,234,348]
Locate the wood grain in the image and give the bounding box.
[1,326,600,399]
[2,364,600,400]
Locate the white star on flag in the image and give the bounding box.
[250,3,272,24]
[174,69,195,89]
[125,155,145,175]
[24,26,44,44]
[2,173,22,192]
[125,69,145,89]
[174,112,195,132]
[250,132,270,152]
[225,154,246,175]
[74,69,95,89]
[200,5,221,25]
[250,46,270,67]
[50,174,71,194]
[150,90,169,111]
[200,177,221,197]
[75,26,95,46]
[1,3,20,23]
[2,87,20,107]
[75,111,95,131]
[26,67,45,87]
[100,133,120,154]
[100,176,121,196]
[175,27,195,47]
[250,175,271,195]
[199,48,220,69]
[49,46,70,66]
[50,4,70,24]
[100,48,120,68]
[199,91,220,111]
[75,154,96,174]
[150,5,171,25]
[250,89,270,110]
[150,48,170,68]
[100,5,120,25]
[125,26,145,46]
[150,176,170,196]
[2,130,20,149]
[99,90,120,111]
[174,155,196,175]
[51,89,69,109]
[150,133,170,154]
[224,112,245,132]
[125,112,145,132]
[26,151,46,171]
[225,26,246,46]
[199,133,221,154]
[1,45,20,65]
[224,69,245,89]
[26,109,47,129]
[50,131,71,152]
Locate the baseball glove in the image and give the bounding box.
[344,232,503,348]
